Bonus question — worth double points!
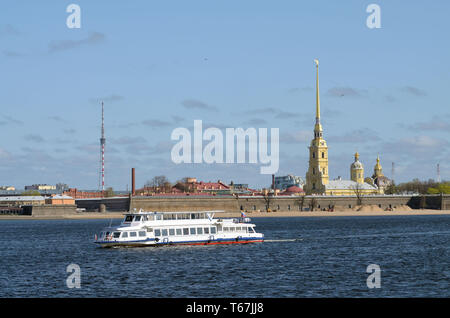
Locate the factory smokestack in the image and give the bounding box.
[131,168,135,196]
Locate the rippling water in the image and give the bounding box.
[0,215,449,297]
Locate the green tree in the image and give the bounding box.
[21,190,41,196]
[427,182,450,194]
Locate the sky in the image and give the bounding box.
[0,0,449,191]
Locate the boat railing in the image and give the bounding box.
[232,217,252,223]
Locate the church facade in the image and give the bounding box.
[304,59,390,196]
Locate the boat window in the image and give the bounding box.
[134,216,141,222]
[236,227,241,232]
[248,227,254,233]
[113,232,121,238]
[191,213,196,219]
[162,229,168,236]
[147,215,154,221]
[156,214,162,220]
[210,227,216,234]
[190,228,196,235]
[204,227,209,234]
[169,229,175,236]
[230,227,235,232]
[142,216,148,221]
[197,227,203,235]
[154,229,161,237]
[130,232,137,237]
[146,227,153,232]
[176,228,182,235]
[224,227,229,232]
[139,231,146,237]
[183,228,189,235]
[122,232,128,238]
[124,215,133,222]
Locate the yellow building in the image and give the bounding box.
[304,59,380,196]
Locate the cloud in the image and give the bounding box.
[382,135,448,159]
[0,24,21,36]
[142,119,172,128]
[24,134,45,143]
[401,86,427,97]
[63,128,77,134]
[48,32,106,53]
[275,111,303,119]
[172,115,184,124]
[328,129,381,143]
[287,87,313,94]
[322,108,343,118]
[384,95,397,103]
[326,86,367,98]
[48,115,67,123]
[2,50,23,58]
[240,107,278,115]
[110,136,147,145]
[407,115,450,133]
[0,148,13,160]
[0,115,23,125]
[242,118,268,126]
[280,130,312,143]
[181,99,218,112]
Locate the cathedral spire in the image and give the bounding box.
[314,59,320,124]
[313,59,323,138]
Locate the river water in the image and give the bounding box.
[0,215,449,297]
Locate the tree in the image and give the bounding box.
[146,176,169,188]
[296,196,305,212]
[263,192,273,212]
[427,182,450,194]
[351,183,364,206]
[21,190,41,196]
[309,198,317,211]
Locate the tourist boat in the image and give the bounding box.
[94,210,264,248]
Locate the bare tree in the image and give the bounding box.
[296,196,305,212]
[351,183,364,206]
[263,192,273,212]
[309,198,317,211]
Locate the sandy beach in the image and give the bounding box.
[1,207,450,220]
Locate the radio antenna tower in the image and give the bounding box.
[437,163,441,183]
[99,101,106,194]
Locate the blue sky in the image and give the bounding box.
[0,0,449,190]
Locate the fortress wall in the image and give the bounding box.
[73,195,448,213]
[130,196,239,212]
[23,204,78,216]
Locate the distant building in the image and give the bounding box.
[0,186,15,191]
[62,188,104,199]
[45,195,75,205]
[56,183,70,192]
[25,184,56,191]
[0,196,46,206]
[274,175,305,191]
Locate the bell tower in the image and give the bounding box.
[350,152,364,183]
[305,59,329,194]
